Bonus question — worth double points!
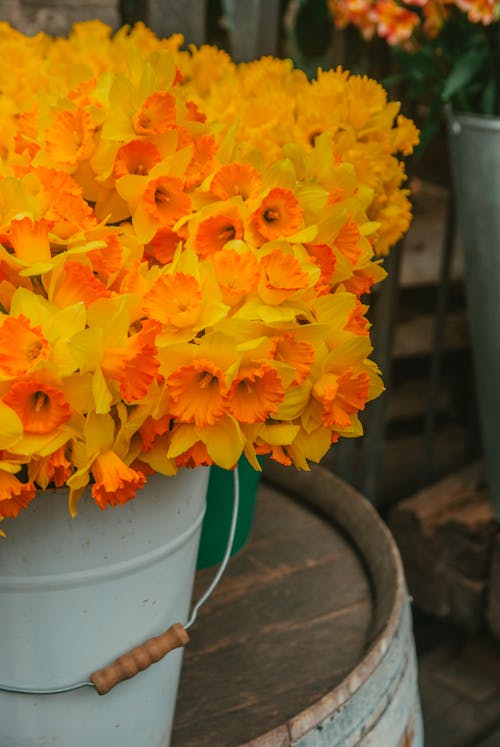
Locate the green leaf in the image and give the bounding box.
[482,79,497,115]
[442,48,486,101]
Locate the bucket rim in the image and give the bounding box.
[448,109,500,134]
[0,502,205,591]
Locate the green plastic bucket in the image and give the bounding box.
[196,457,261,569]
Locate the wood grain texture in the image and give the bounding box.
[90,622,189,695]
[389,462,495,632]
[172,482,372,747]
[223,0,280,61]
[147,0,205,45]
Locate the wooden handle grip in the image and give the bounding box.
[90,623,189,695]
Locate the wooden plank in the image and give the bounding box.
[388,463,495,631]
[324,425,470,505]
[222,0,280,61]
[393,309,469,358]
[400,181,463,288]
[2,0,119,34]
[386,377,455,423]
[147,0,206,44]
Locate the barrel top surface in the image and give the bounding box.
[172,464,405,747]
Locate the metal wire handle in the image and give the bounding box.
[0,466,241,696]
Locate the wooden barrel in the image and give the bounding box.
[172,463,424,747]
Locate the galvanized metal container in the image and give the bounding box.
[447,111,500,517]
[0,467,209,747]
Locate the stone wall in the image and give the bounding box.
[0,0,120,36]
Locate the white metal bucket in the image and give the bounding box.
[0,467,209,747]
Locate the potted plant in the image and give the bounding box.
[328,0,500,515]
[0,20,417,746]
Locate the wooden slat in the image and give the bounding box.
[393,310,469,358]
[222,0,280,61]
[146,0,206,45]
[388,463,495,631]
[400,181,463,288]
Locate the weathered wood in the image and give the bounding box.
[172,464,422,747]
[400,181,463,289]
[146,0,206,45]
[386,377,455,423]
[222,0,280,61]
[173,482,372,747]
[324,424,470,506]
[393,309,469,358]
[388,462,496,631]
[1,0,119,34]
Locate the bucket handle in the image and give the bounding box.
[90,465,240,695]
[0,466,241,697]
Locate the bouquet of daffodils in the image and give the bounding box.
[0,21,417,526]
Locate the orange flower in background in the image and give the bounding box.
[3,381,71,434]
[251,188,303,241]
[142,175,191,227]
[228,364,285,423]
[0,315,49,376]
[421,0,449,35]
[0,470,36,519]
[91,450,146,509]
[375,0,421,43]
[194,208,244,258]
[454,0,496,23]
[114,140,161,178]
[167,359,227,426]
[143,272,201,327]
[133,91,177,135]
[211,163,263,201]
